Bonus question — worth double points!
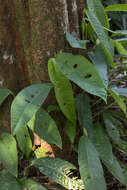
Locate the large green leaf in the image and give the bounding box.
[78,136,107,190]
[0,133,18,177]
[32,157,84,190]
[48,58,76,125]
[0,172,21,190]
[86,10,114,67]
[92,123,114,164]
[11,83,52,135]
[108,87,126,116]
[16,127,32,158]
[28,108,62,149]
[87,0,108,28]
[66,32,88,49]
[103,156,126,185]
[88,45,108,87]
[55,53,107,101]
[76,94,93,138]
[105,4,127,12]
[103,113,120,145]
[0,89,13,106]
[21,178,47,190]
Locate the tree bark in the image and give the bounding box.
[0,0,86,157]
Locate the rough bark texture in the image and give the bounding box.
[0,0,86,157]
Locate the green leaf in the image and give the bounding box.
[0,172,21,190]
[102,115,126,184]
[66,32,88,49]
[105,4,127,12]
[65,120,76,144]
[0,89,13,106]
[0,133,18,177]
[28,108,62,149]
[78,136,107,190]
[116,38,127,45]
[56,53,107,101]
[34,147,49,158]
[123,164,127,179]
[32,157,84,190]
[117,140,127,154]
[115,40,127,55]
[76,94,93,138]
[112,86,127,98]
[48,58,76,125]
[112,30,127,37]
[87,0,108,28]
[110,110,127,127]
[21,178,47,190]
[103,155,126,185]
[16,127,32,158]
[88,44,108,87]
[92,123,114,164]
[103,113,120,145]
[108,87,126,116]
[47,105,60,113]
[82,18,96,42]
[11,83,52,135]
[86,10,115,67]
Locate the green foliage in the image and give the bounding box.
[105,4,127,12]
[48,58,76,125]
[86,0,108,28]
[66,32,88,49]
[11,83,52,135]
[34,147,49,158]
[76,94,93,138]
[86,10,114,66]
[92,123,114,164]
[20,178,47,190]
[56,53,107,101]
[108,87,127,116]
[16,127,32,158]
[0,89,13,106]
[0,172,21,190]
[0,133,18,177]
[112,86,127,98]
[103,155,126,185]
[115,40,127,55]
[65,120,76,143]
[32,157,84,190]
[1,0,127,189]
[78,136,107,190]
[28,108,62,149]
[103,113,120,145]
[88,44,108,87]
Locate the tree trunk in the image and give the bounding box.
[0,0,86,157]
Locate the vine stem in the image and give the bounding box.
[20,163,32,177]
[93,101,115,118]
[91,98,102,107]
